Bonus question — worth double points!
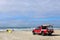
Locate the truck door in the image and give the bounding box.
[35,27,41,33]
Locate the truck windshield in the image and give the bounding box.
[42,26,47,29]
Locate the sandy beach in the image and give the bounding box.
[0,30,60,40]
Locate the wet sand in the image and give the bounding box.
[0,30,60,40]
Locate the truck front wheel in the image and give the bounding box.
[48,33,52,35]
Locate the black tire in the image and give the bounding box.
[48,33,52,35]
[33,32,36,35]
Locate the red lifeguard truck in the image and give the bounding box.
[32,24,54,36]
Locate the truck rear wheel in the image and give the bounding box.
[33,32,36,35]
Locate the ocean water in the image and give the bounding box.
[0,27,34,31]
[0,27,59,31]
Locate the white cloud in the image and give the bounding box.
[0,0,60,13]
[0,0,60,26]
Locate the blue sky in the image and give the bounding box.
[0,0,60,27]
